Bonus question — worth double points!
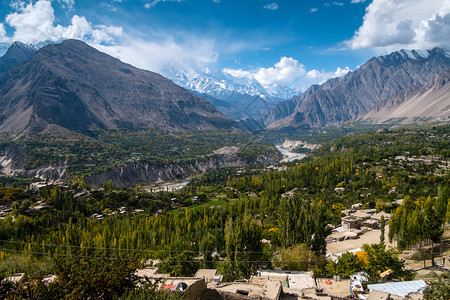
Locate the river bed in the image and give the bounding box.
[276,145,306,163]
[143,178,191,193]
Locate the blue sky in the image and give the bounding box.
[0,0,449,91]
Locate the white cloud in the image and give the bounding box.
[224,57,351,92]
[144,0,182,9]
[0,0,241,79]
[324,2,344,7]
[4,0,122,45]
[57,0,75,9]
[101,3,118,12]
[348,0,450,50]
[9,1,24,10]
[253,57,305,86]
[297,66,350,91]
[0,23,7,42]
[95,36,218,73]
[224,68,252,78]
[421,12,450,48]
[263,3,279,10]
[310,8,318,13]
[6,0,58,43]
[334,66,351,77]
[351,0,366,3]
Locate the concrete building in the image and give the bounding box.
[316,278,351,299]
[211,281,282,300]
[341,209,391,230]
[255,270,316,292]
[363,219,379,229]
[195,269,220,283]
[341,215,362,229]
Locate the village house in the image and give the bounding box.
[341,209,390,230]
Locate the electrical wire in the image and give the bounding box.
[0,239,272,254]
[0,247,282,263]
[0,246,322,263]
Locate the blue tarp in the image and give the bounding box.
[368,280,427,297]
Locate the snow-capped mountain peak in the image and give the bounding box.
[377,47,450,63]
[161,63,299,101]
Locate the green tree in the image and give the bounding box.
[223,215,262,281]
[157,251,197,277]
[424,274,450,300]
[422,196,446,265]
[1,255,140,299]
[362,244,411,282]
[389,194,448,263]
[199,232,217,269]
[272,244,317,271]
[335,252,361,278]
[380,215,385,245]
[308,199,330,255]
[11,202,18,217]
[389,196,420,249]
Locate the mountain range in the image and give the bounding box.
[0,39,448,135]
[0,41,36,75]
[161,64,298,102]
[266,48,450,128]
[0,40,236,134]
[362,68,450,124]
[161,64,298,122]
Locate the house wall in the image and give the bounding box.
[184,279,207,300]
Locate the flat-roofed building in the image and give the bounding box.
[195,269,217,283]
[341,215,362,229]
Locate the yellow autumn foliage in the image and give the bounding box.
[355,250,369,268]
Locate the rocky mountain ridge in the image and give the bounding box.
[362,68,450,124]
[0,41,36,74]
[161,64,298,121]
[0,40,236,134]
[267,47,450,129]
[162,64,298,102]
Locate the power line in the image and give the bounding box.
[0,248,138,261]
[0,247,278,263]
[0,247,322,263]
[0,239,271,254]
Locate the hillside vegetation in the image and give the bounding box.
[0,124,448,297]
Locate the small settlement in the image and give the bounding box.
[116,206,438,299]
[3,184,445,299]
[125,265,430,300]
[327,207,392,262]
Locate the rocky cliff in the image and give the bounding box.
[362,68,450,124]
[85,149,279,188]
[0,143,280,187]
[267,48,450,128]
[0,39,236,134]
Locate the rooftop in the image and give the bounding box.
[135,267,169,279]
[366,290,390,300]
[367,280,427,297]
[316,278,351,298]
[342,215,361,222]
[364,219,379,224]
[194,269,217,282]
[256,270,316,291]
[214,281,282,300]
[352,211,372,220]
[371,211,391,221]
